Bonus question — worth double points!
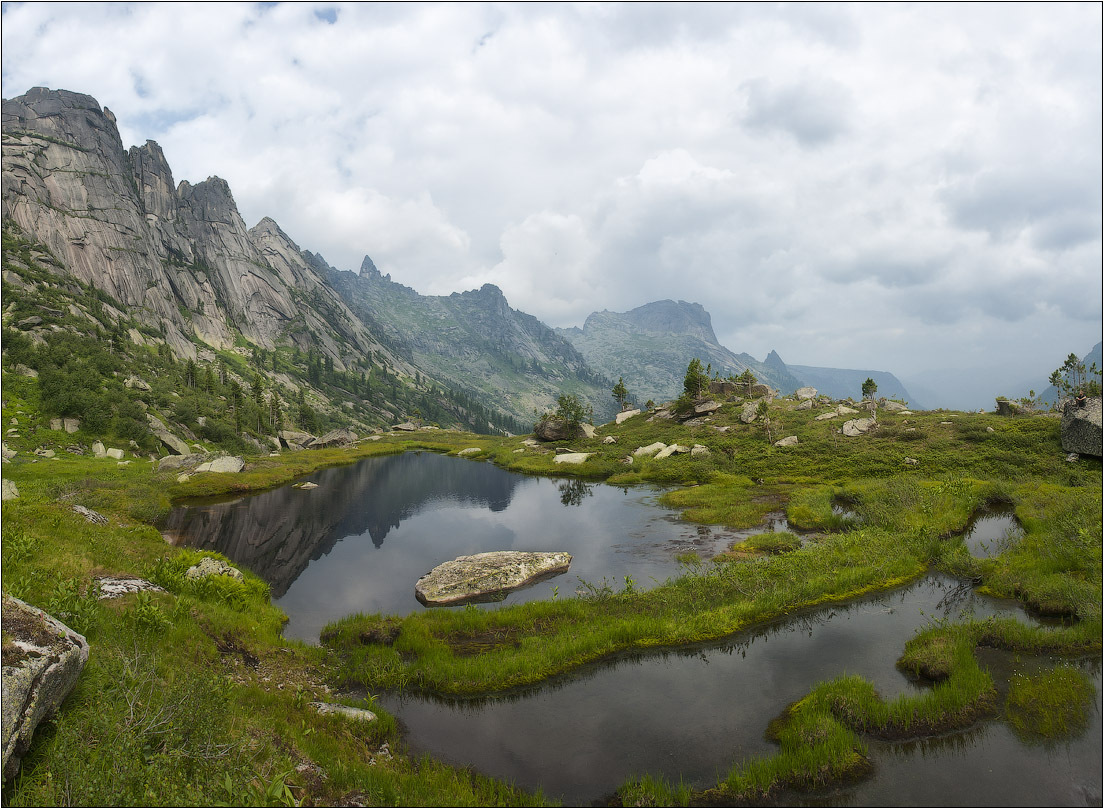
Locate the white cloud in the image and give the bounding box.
[2,1,1100,385]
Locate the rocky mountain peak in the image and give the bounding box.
[359,254,381,278]
[764,350,787,370]
[621,299,718,343]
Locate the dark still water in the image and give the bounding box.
[164,451,751,641]
[379,574,1101,806]
[165,452,1101,806]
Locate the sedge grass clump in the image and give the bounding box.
[1005,666,1095,741]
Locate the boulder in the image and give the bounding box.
[155,430,191,456]
[72,505,107,525]
[1,480,18,501]
[1,444,14,461]
[457,448,482,457]
[91,441,107,458]
[33,449,55,458]
[749,383,773,398]
[553,452,592,464]
[415,551,572,606]
[995,399,1023,417]
[795,399,814,411]
[647,409,673,423]
[633,442,667,457]
[93,577,166,599]
[740,402,759,424]
[837,405,860,415]
[279,430,315,449]
[105,448,125,460]
[185,557,243,581]
[309,702,376,724]
[842,417,878,437]
[903,457,920,466]
[708,380,738,396]
[293,481,319,490]
[16,316,42,329]
[311,428,358,448]
[123,375,152,392]
[2,595,90,780]
[49,419,62,431]
[392,422,418,432]
[654,444,690,459]
[533,418,579,442]
[883,401,909,412]
[774,436,799,447]
[195,455,245,474]
[602,435,617,444]
[795,386,818,401]
[614,409,641,425]
[690,444,710,457]
[1061,398,1102,457]
[692,400,722,417]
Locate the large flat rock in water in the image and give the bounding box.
[415,551,572,607]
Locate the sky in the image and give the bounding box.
[2,2,1101,404]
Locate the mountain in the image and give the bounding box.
[321,257,615,426]
[784,363,917,405]
[557,300,807,405]
[2,87,611,437]
[558,300,918,407]
[1035,342,1103,407]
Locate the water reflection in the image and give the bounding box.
[379,574,1104,806]
[165,452,754,641]
[961,505,1024,559]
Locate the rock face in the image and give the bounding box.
[415,551,572,606]
[2,594,90,780]
[1061,398,1102,457]
[2,88,400,368]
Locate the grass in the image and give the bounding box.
[2,388,1100,806]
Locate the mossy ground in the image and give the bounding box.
[2,391,1100,806]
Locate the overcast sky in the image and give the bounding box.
[3,2,1101,393]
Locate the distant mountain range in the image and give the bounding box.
[2,86,917,444]
[558,299,916,407]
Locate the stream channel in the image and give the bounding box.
[165,451,1102,806]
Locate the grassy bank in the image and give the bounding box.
[2,391,1100,805]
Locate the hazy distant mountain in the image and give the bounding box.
[785,364,918,406]
[557,300,806,405]
[1035,342,1103,406]
[322,257,616,426]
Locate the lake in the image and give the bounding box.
[164,452,1101,805]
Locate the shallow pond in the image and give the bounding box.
[164,451,765,641]
[962,506,1024,559]
[380,574,1101,805]
[164,453,1101,805]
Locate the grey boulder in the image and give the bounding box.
[2,595,90,780]
[415,551,572,606]
[1061,398,1102,458]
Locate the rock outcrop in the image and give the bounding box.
[2,88,401,368]
[842,417,878,437]
[415,551,572,606]
[2,595,90,780]
[1061,398,1102,457]
[534,418,581,442]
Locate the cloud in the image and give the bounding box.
[742,77,854,147]
[1,2,1100,384]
